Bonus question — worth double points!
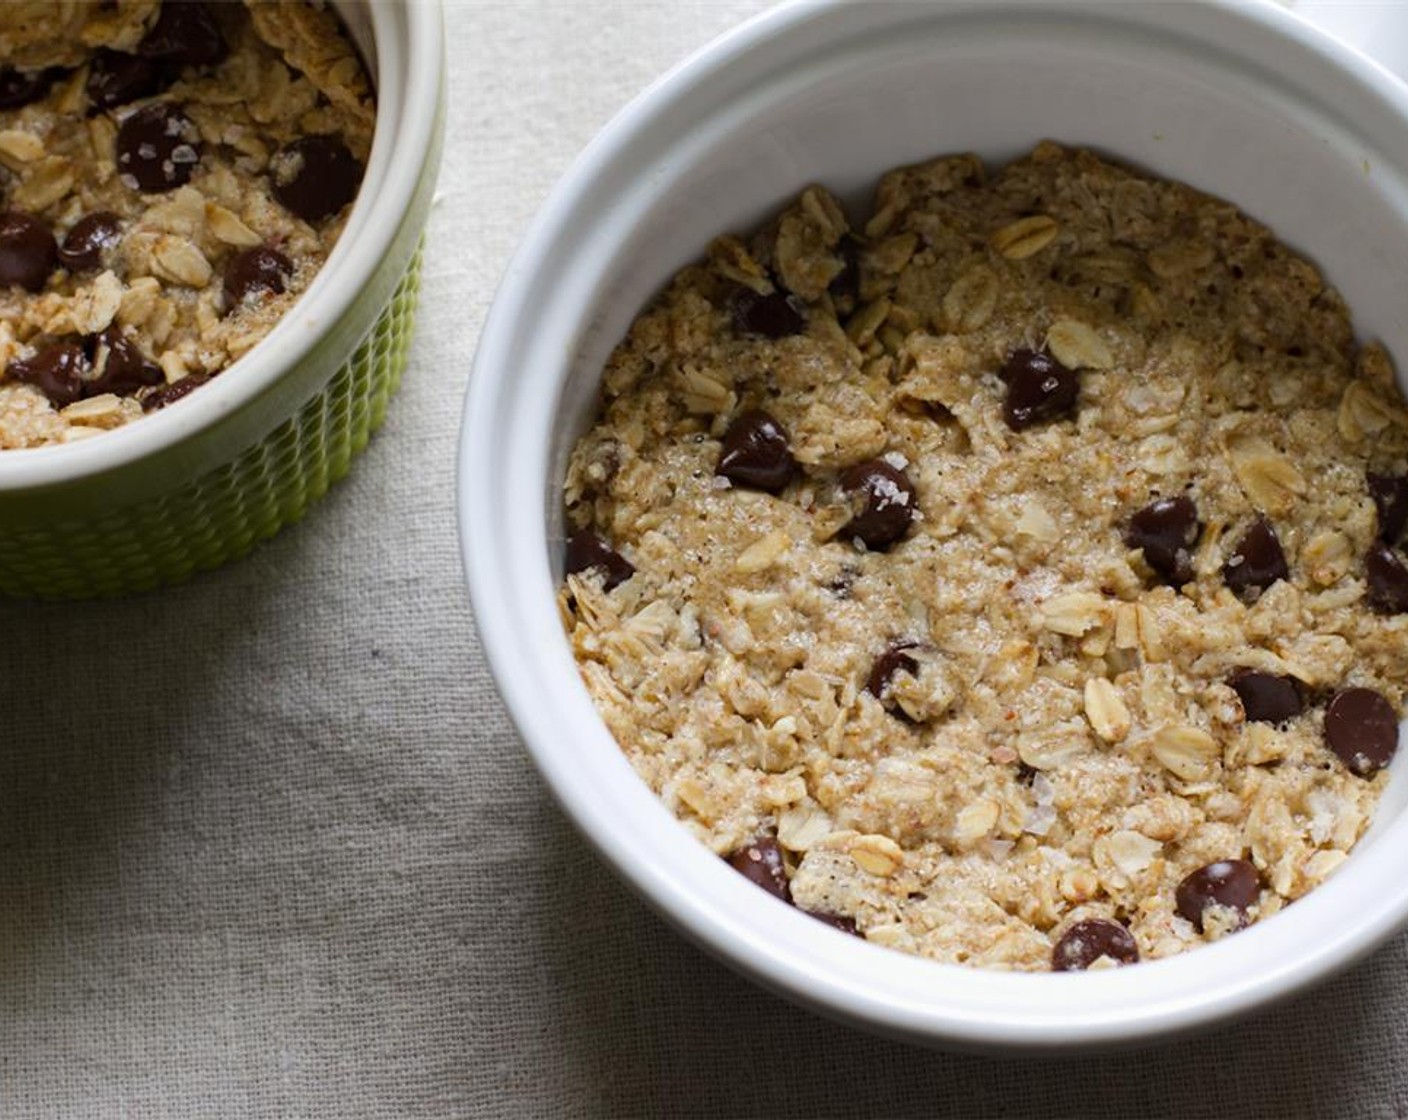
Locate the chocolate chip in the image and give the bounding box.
[224,246,293,310]
[1126,496,1202,585]
[725,837,790,903]
[0,211,57,293]
[1365,541,1408,615]
[716,408,796,492]
[865,641,919,706]
[1369,473,1408,544]
[731,288,805,339]
[564,528,635,590]
[57,212,122,274]
[86,49,167,111]
[1175,859,1260,933]
[116,102,202,193]
[804,910,861,936]
[87,325,162,396]
[1228,670,1302,726]
[0,67,64,110]
[137,2,229,67]
[840,459,917,551]
[6,341,89,407]
[1324,687,1399,777]
[1222,516,1288,598]
[1001,348,1078,430]
[141,373,208,412]
[1051,918,1139,971]
[269,135,364,223]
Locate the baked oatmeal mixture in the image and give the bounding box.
[0,1,374,448]
[560,141,1408,971]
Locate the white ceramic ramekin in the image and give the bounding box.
[460,0,1408,1050]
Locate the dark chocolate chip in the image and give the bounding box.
[725,837,790,903]
[1175,859,1260,933]
[141,373,208,411]
[1001,348,1078,430]
[1365,541,1408,614]
[716,408,795,492]
[1051,918,1139,971]
[1126,496,1202,585]
[86,49,167,111]
[116,102,202,193]
[803,910,861,936]
[224,246,293,310]
[732,288,805,339]
[1223,516,1288,598]
[57,212,122,274]
[6,341,89,407]
[137,2,229,67]
[1369,472,1408,544]
[840,459,917,551]
[87,325,162,396]
[564,528,635,591]
[865,641,919,705]
[269,135,364,223]
[1228,670,1302,726]
[0,67,63,110]
[0,211,57,293]
[1324,687,1399,777]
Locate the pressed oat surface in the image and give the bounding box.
[562,141,1408,970]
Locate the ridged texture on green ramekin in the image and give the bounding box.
[0,249,422,600]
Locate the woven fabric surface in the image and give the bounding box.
[4,2,1407,1117]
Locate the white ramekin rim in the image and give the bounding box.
[461,0,1408,1050]
[0,0,444,492]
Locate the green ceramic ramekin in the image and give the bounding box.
[0,2,444,599]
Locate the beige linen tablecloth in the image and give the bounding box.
[5,2,1408,1116]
